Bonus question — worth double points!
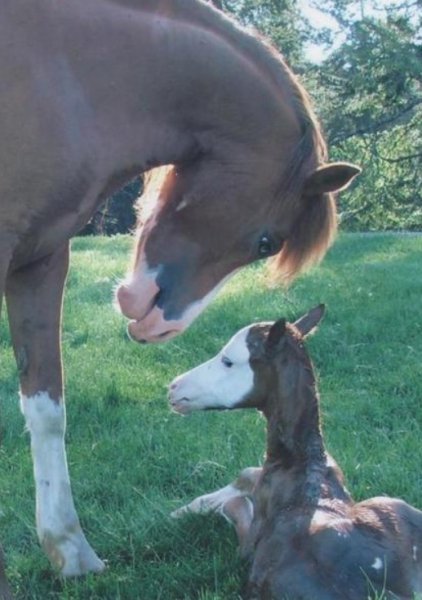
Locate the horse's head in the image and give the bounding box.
[116,157,358,343]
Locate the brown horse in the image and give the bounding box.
[0,0,359,579]
[170,306,422,599]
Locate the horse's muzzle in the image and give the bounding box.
[127,306,185,343]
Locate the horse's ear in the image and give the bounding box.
[303,163,361,197]
[293,304,325,338]
[266,319,286,353]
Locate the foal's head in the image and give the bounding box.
[168,305,325,415]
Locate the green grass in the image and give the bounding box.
[0,232,421,599]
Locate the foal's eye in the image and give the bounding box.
[258,235,273,258]
[221,356,234,368]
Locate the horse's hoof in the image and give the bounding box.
[42,530,105,577]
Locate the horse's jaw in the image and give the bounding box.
[126,297,206,343]
[127,307,184,343]
[116,255,238,343]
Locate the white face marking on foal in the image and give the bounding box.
[169,325,254,413]
[413,545,418,561]
[371,557,383,570]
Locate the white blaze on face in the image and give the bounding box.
[115,258,160,322]
[169,325,254,413]
[127,270,239,343]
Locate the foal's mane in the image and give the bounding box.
[132,0,335,282]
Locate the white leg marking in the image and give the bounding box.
[21,392,105,576]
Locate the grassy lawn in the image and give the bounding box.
[0,232,421,599]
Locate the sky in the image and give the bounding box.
[298,0,343,62]
[298,0,415,62]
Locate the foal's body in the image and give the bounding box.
[170,307,422,599]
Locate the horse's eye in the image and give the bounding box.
[221,356,233,368]
[258,235,273,257]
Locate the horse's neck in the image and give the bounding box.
[51,0,299,172]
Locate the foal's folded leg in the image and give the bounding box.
[6,245,104,576]
[172,467,261,547]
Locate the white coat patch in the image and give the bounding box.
[371,557,383,570]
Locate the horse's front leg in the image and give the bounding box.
[5,244,104,576]
[0,546,13,600]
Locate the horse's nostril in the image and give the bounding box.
[155,287,165,308]
[126,324,148,344]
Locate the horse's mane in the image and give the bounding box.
[132,0,335,283]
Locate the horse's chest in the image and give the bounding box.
[10,180,103,268]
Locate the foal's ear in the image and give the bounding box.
[303,163,361,197]
[293,304,325,338]
[266,319,287,353]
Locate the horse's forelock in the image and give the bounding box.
[135,165,174,222]
[267,85,334,285]
[269,190,337,284]
[138,165,174,204]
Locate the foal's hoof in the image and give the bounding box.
[170,506,189,519]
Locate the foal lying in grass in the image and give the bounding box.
[169,306,422,599]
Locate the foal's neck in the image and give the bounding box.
[263,345,328,503]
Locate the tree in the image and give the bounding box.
[80,177,141,236]
[304,0,422,229]
[221,0,306,64]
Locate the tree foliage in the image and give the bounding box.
[223,0,305,62]
[306,1,422,229]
